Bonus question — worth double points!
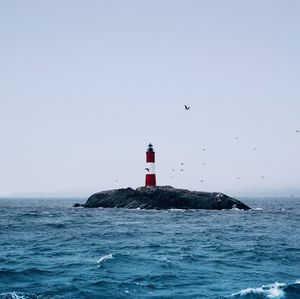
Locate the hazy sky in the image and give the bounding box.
[0,1,299,197]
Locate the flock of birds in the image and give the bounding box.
[164,105,300,186]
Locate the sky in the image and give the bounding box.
[0,1,299,197]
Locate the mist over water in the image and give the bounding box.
[0,197,299,298]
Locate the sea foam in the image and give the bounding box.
[0,292,37,299]
[97,254,113,265]
[232,282,286,298]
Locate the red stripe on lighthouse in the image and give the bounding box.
[146,174,156,186]
[146,151,155,163]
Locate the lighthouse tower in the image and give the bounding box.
[145,143,156,187]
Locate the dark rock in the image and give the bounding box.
[73,203,82,208]
[81,186,250,210]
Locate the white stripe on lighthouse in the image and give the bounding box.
[146,162,155,174]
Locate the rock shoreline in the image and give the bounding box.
[74,186,250,210]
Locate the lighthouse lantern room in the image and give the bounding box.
[145,143,156,187]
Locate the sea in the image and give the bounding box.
[0,197,299,299]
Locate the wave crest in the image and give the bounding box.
[97,254,113,265]
[0,292,38,299]
[231,280,300,298]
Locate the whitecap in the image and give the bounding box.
[97,254,113,265]
[0,292,37,299]
[231,207,245,211]
[252,207,264,211]
[232,282,286,298]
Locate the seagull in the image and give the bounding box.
[235,137,239,140]
[202,148,206,151]
[261,176,264,179]
[181,162,184,165]
[145,168,150,172]
[184,105,190,110]
[296,130,300,133]
[236,177,240,180]
[253,147,257,150]
[172,169,175,172]
[180,169,184,172]
[203,162,206,165]
[200,180,204,183]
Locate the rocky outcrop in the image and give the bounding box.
[76,186,250,210]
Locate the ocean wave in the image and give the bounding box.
[1,198,299,299]
[231,207,246,211]
[0,292,38,299]
[231,280,300,298]
[97,254,113,265]
[0,268,51,280]
[45,222,66,229]
[21,212,41,217]
[252,207,264,211]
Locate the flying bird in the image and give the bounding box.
[184,105,190,110]
[181,162,184,165]
[296,130,300,133]
[145,168,150,172]
[202,148,206,151]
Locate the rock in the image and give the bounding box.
[81,186,250,210]
[73,203,82,208]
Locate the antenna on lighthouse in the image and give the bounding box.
[145,143,156,187]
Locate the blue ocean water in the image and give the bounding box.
[0,197,299,299]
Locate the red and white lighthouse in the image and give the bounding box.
[145,143,156,187]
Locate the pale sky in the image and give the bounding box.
[0,1,299,197]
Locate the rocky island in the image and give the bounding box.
[75,186,250,210]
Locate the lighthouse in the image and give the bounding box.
[145,143,156,187]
